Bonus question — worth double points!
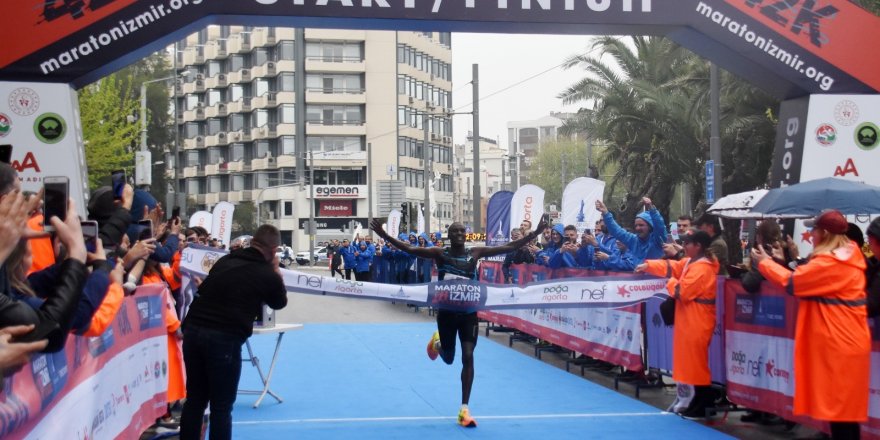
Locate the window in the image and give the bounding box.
[280,136,295,156]
[253,48,269,66]
[208,176,222,193]
[255,140,270,158]
[279,104,295,123]
[207,89,223,106]
[230,174,244,191]
[206,118,223,136]
[307,136,363,152]
[255,172,270,188]
[229,55,245,71]
[336,170,362,185]
[229,84,243,102]
[277,41,295,60]
[278,73,295,92]
[185,94,201,111]
[254,78,270,96]
[253,109,269,127]
[230,143,245,162]
[207,60,222,77]
[186,178,200,194]
[229,114,245,132]
[284,201,293,216]
[185,122,203,138]
[207,147,223,164]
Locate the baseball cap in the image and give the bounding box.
[803,210,848,234]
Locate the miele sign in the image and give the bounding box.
[311,185,366,199]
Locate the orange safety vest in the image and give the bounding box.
[141,274,186,402]
[26,214,55,274]
[758,242,870,422]
[646,257,719,386]
[83,282,124,337]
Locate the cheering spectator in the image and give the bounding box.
[595,197,667,264]
[752,210,870,439]
[695,214,728,275]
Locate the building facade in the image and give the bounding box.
[452,132,509,231]
[173,26,453,249]
[506,112,574,187]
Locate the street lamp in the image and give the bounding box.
[135,72,189,189]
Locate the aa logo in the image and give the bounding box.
[854,122,878,150]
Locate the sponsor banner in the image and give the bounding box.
[792,94,880,255]
[561,178,605,235]
[510,184,545,234]
[724,279,880,437]
[211,201,234,247]
[319,199,353,217]
[485,191,514,245]
[386,209,401,239]
[298,217,369,231]
[180,248,669,312]
[769,97,811,190]
[1,284,168,440]
[1,0,877,96]
[311,185,366,199]
[478,307,644,372]
[0,81,88,217]
[188,210,212,231]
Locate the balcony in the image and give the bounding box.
[251,61,277,79]
[226,97,252,114]
[204,132,229,147]
[183,136,205,150]
[182,47,204,66]
[182,106,206,121]
[205,193,220,205]
[277,154,296,167]
[182,165,203,178]
[227,68,252,84]
[251,92,277,109]
[306,120,366,136]
[305,87,366,105]
[250,124,277,140]
[204,40,227,59]
[251,28,275,47]
[227,34,250,53]
[204,163,226,175]
[304,29,366,41]
[196,194,206,205]
[206,102,228,119]
[251,156,278,171]
[305,57,365,73]
[226,160,248,172]
[181,76,206,94]
[227,191,243,204]
[204,73,228,89]
[276,123,295,136]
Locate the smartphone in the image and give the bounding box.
[666,233,675,244]
[12,320,59,344]
[171,206,180,220]
[0,144,12,164]
[81,220,99,253]
[584,229,592,236]
[137,219,153,241]
[110,169,126,200]
[42,176,69,232]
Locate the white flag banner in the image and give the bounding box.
[510,184,545,232]
[417,206,425,234]
[387,209,402,238]
[352,222,363,242]
[211,202,235,246]
[179,247,671,312]
[189,210,212,231]
[562,177,606,234]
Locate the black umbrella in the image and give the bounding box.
[749,177,880,217]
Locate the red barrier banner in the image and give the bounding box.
[724,280,880,438]
[0,284,169,440]
[478,262,644,371]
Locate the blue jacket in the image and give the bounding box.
[339,243,357,268]
[604,248,637,272]
[354,242,374,272]
[22,260,113,334]
[601,208,667,264]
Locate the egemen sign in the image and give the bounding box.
[0,0,877,98]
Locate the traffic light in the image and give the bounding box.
[400,202,409,231]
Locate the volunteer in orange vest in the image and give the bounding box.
[752,210,869,440]
[636,230,719,419]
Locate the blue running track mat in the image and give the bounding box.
[231,322,732,439]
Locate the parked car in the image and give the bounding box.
[296,246,329,266]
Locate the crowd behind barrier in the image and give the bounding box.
[476,261,880,438]
[0,284,169,440]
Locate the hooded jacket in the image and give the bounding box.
[354,241,374,272]
[602,208,667,264]
[758,241,870,421]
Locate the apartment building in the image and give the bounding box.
[173,26,453,248]
[506,112,575,186]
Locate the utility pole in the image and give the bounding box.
[710,63,723,201]
[368,142,374,237]
[423,113,432,233]
[471,64,481,233]
[309,150,315,266]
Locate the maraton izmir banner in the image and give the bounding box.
[0,0,878,97]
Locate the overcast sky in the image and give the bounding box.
[450,33,595,150]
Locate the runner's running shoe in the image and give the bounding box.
[426,331,440,360]
[458,408,477,428]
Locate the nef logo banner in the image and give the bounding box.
[430,280,487,312]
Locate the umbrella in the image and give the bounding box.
[706,189,768,219]
[749,177,880,217]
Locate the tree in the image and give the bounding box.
[527,139,591,207]
[232,201,257,236]
[558,36,778,227]
[78,74,139,189]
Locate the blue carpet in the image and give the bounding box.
[231,323,732,439]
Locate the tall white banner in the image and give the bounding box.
[189,210,212,231]
[562,177,606,234]
[0,81,89,217]
[417,206,425,234]
[795,95,880,255]
[211,201,235,246]
[510,184,545,232]
[387,209,402,239]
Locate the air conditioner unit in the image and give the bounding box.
[196,102,205,108]
[267,62,275,69]
[408,97,414,104]
[196,136,204,142]
[219,74,226,81]
[196,80,204,87]
[218,132,226,139]
[242,69,250,76]
[196,74,204,80]
[231,132,240,141]
[431,134,439,141]
[218,103,226,110]
[267,157,276,164]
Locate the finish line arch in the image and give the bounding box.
[0,0,878,97]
